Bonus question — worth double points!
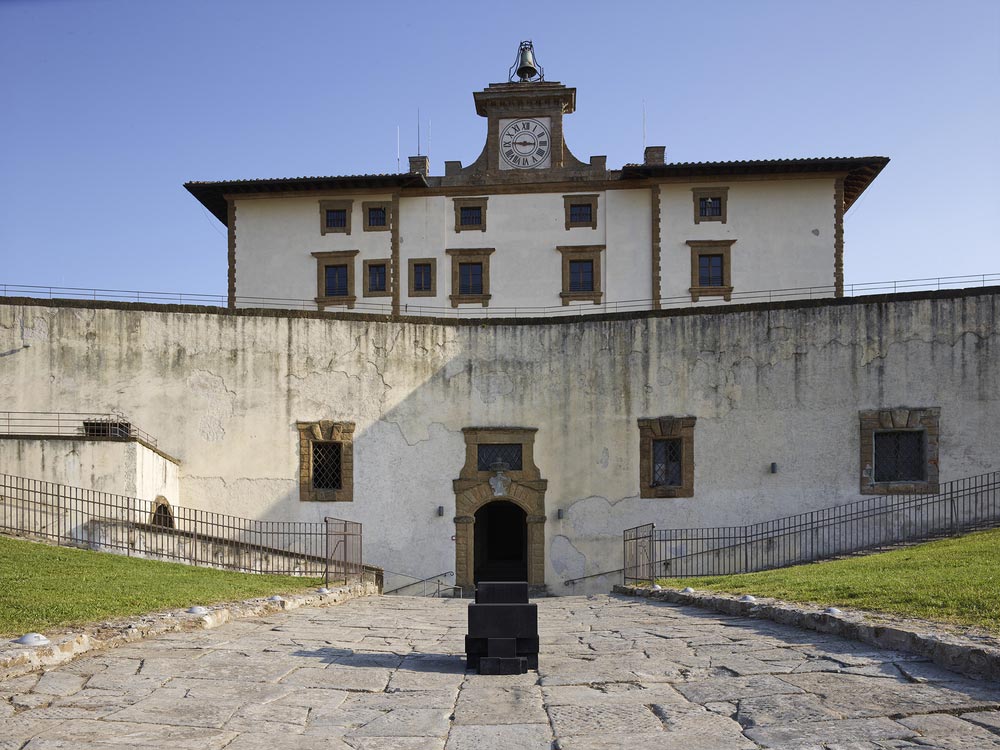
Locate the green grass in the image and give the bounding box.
[656,528,1000,632]
[0,535,323,637]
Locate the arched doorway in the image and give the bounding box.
[474,501,527,582]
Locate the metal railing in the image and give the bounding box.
[382,569,463,597]
[0,474,364,587]
[624,471,1000,585]
[2,272,997,319]
[0,411,159,447]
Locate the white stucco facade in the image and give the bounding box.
[1,290,996,594]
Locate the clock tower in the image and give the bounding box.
[442,45,607,186]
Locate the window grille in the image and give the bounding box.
[460,206,482,226]
[324,265,348,297]
[325,209,347,228]
[651,438,682,486]
[569,204,592,224]
[312,441,342,489]
[874,431,925,482]
[698,254,724,287]
[151,504,174,529]
[477,443,523,471]
[413,263,432,292]
[368,263,387,292]
[569,260,594,292]
[699,197,722,217]
[459,262,483,295]
[368,206,387,227]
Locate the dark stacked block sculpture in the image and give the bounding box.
[465,581,539,675]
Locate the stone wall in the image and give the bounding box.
[0,288,996,594]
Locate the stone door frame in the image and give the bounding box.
[453,427,547,590]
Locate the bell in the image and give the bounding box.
[516,45,538,81]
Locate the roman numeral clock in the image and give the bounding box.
[499,118,551,170]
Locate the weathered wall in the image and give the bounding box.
[0,290,996,594]
[0,438,179,504]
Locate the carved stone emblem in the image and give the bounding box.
[489,470,511,497]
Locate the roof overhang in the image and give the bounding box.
[184,173,429,225]
[620,156,889,210]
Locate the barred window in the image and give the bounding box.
[698,254,724,287]
[368,206,387,227]
[324,265,349,297]
[368,263,387,292]
[569,260,594,292]
[325,209,347,228]
[413,262,432,292]
[459,262,483,295]
[569,204,592,224]
[312,441,342,490]
[651,438,682,487]
[478,443,523,471]
[699,197,722,217]
[874,431,925,482]
[460,206,482,226]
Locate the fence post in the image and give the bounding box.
[324,518,330,589]
[743,528,749,573]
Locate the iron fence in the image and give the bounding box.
[0,411,158,447]
[2,272,997,319]
[0,474,363,587]
[624,471,1000,585]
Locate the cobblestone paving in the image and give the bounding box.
[2,594,999,749]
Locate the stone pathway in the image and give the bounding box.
[1,594,999,749]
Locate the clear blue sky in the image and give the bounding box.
[1,0,997,295]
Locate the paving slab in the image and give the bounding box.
[3,594,1000,749]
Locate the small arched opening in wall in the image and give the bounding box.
[150,496,175,529]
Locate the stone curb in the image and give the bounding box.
[612,585,1000,681]
[0,580,379,681]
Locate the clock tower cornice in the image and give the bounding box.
[473,81,576,118]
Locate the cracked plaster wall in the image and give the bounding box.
[0,292,996,594]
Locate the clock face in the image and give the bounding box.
[499,117,551,170]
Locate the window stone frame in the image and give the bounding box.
[312,250,359,309]
[687,239,735,301]
[362,201,391,232]
[408,257,437,298]
[691,186,729,224]
[859,407,940,495]
[446,247,494,307]
[453,197,488,233]
[362,258,391,298]
[296,420,355,502]
[556,245,604,305]
[319,199,353,235]
[563,194,599,230]
[638,416,696,498]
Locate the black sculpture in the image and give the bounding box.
[465,581,538,675]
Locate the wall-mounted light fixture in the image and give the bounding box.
[770,462,778,474]
[557,508,564,519]
[437,505,445,517]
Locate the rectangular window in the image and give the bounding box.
[311,441,342,490]
[460,206,482,226]
[569,259,594,292]
[324,265,348,297]
[477,443,523,471]
[699,197,722,218]
[368,206,386,227]
[698,254,724,287]
[459,262,483,295]
[569,204,592,225]
[874,431,926,482]
[651,438,682,487]
[325,209,347,228]
[413,262,432,292]
[368,263,387,292]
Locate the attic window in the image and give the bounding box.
[363,201,391,232]
[691,187,728,224]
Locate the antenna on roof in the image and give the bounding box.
[642,99,647,149]
[427,118,431,162]
[417,108,421,156]
[396,126,400,172]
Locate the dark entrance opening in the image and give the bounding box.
[474,501,527,583]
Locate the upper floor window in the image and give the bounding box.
[569,260,593,292]
[698,254,724,288]
[325,265,348,297]
[454,197,488,232]
[319,199,353,235]
[563,194,599,230]
[691,186,729,224]
[459,263,483,295]
[408,258,437,298]
[311,250,358,309]
[687,240,735,302]
[446,248,494,307]
[363,201,391,232]
[363,259,390,298]
[557,245,603,306]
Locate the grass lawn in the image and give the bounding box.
[656,528,1000,633]
[0,535,323,637]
